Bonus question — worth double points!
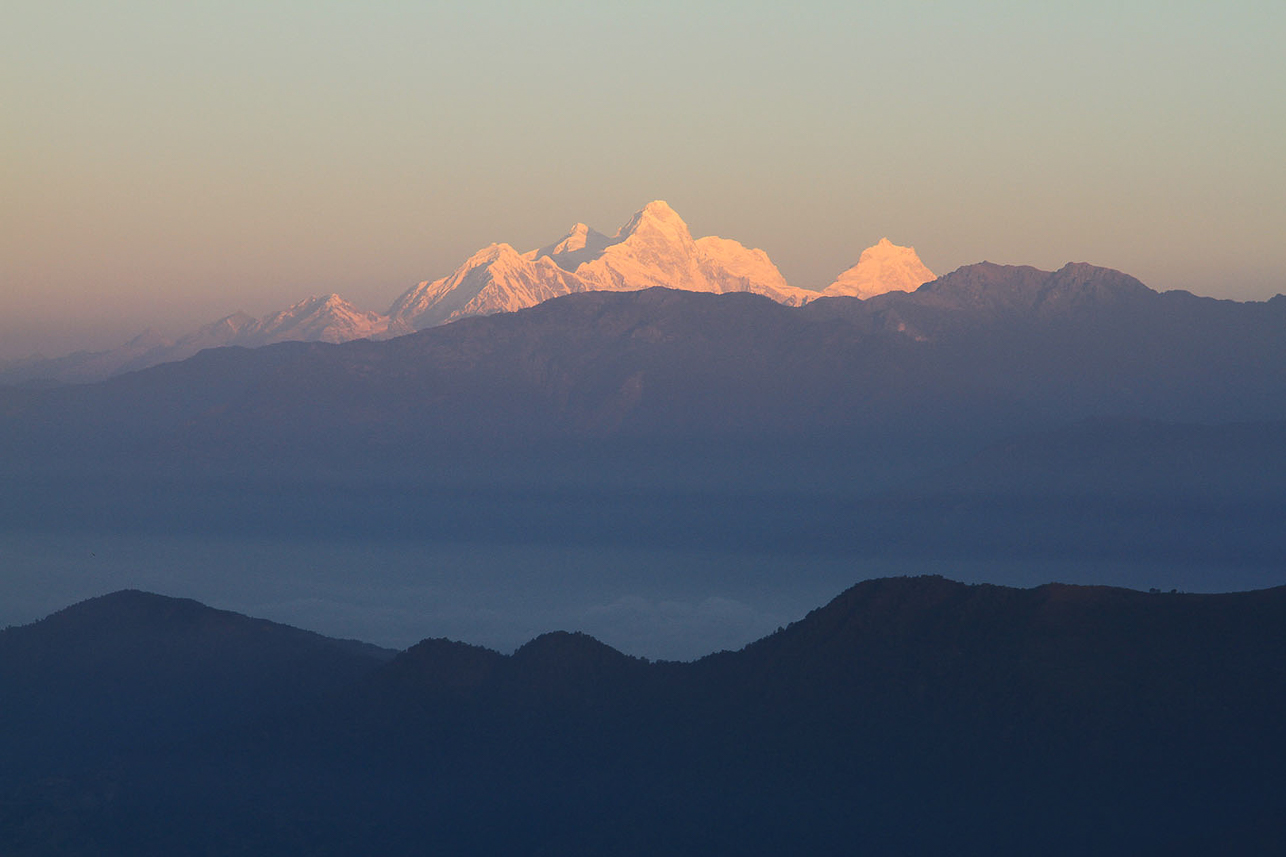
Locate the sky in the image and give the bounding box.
[3,1,1285,360]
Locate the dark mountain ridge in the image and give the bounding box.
[0,590,395,780]
[2,577,1283,855]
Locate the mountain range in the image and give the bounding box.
[5,225,1286,853]
[4,258,1284,575]
[5,260,1282,467]
[0,201,933,384]
[2,577,1282,855]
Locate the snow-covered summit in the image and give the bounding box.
[387,200,863,329]
[823,237,935,299]
[527,223,614,272]
[248,294,394,344]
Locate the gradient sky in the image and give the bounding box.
[3,1,1284,359]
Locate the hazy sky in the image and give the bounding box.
[4,1,1284,359]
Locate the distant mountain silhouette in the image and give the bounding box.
[1,578,1282,855]
[2,265,1284,575]
[0,294,409,385]
[3,264,1283,473]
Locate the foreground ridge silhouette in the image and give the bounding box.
[2,577,1283,855]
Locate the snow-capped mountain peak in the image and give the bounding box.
[823,238,935,299]
[615,199,689,241]
[386,201,837,329]
[248,293,392,344]
[528,224,613,272]
[10,202,936,384]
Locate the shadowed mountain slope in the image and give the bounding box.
[1,577,1282,855]
[7,265,1286,440]
[2,266,1285,573]
[0,590,395,780]
[2,264,1284,477]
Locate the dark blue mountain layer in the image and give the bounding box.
[1,577,1282,854]
[0,591,394,780]
[2,265,1285,478]
[1,265,1284,571]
